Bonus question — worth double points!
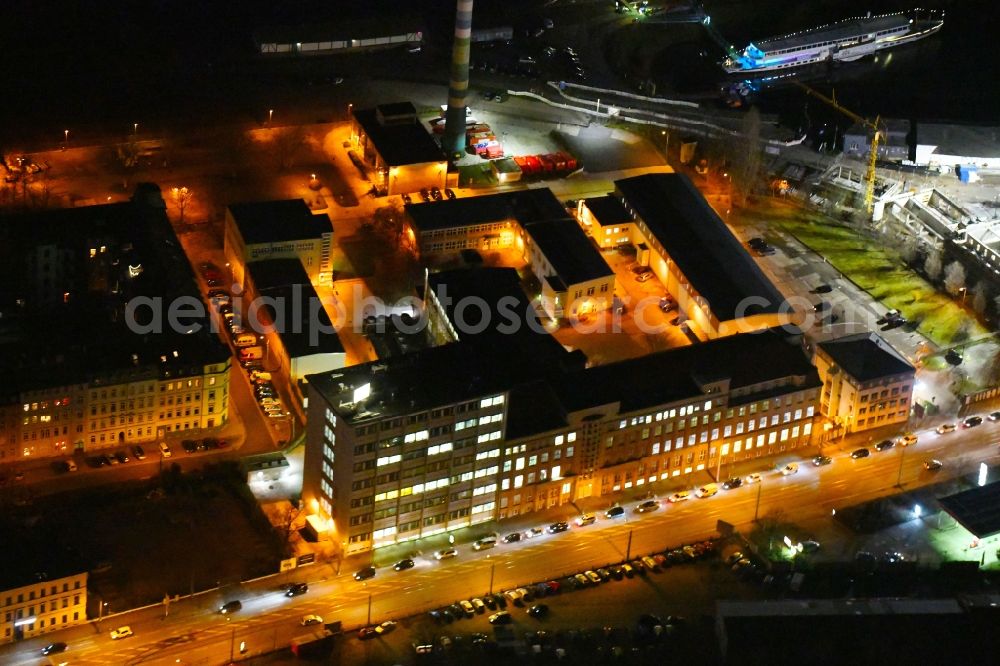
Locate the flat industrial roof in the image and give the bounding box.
[817,332,914,382]
[255,14,423,44]
[228,200,330,246]
[939,481,1000,539]
[406,188,568,232]
[614,173,786,321]
[524,219,613,286]
[246,259,343,358]
[353,106,446,167]
[582,195,630,227]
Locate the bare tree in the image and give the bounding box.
[727,107,762,208]
[972,280,990,316]
[924,249,943,281]
[943,261,966,296]
[113,140,140,190]
[218,128,253,180]
[271,126,306,170]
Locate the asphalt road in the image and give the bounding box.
[7,419,1000,665]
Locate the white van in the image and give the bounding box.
[234,333,257,348]
[473,536,497,551]
[158,441,172,458]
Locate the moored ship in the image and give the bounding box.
[722,9,944,74]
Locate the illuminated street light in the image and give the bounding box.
[134,122,138,135]
[979,462,988,487]
[64,129,69,143]
[913,504,923,518]
[268,109,274,125]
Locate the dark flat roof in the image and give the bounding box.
[246,259,343,358]
[939,481,1000,539]
[917,122,1000,159]
[228,200,330,246]
[559,328,820,414]
[524,219,613,286]
[406,188,568,232]
[353,107,446,167]
[582,195,630,227]
[615,173,785,320]
[818,332,914,382]
[0,184,230,393]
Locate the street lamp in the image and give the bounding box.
[133,123,138,135]
[268,109,274,125]
[661,129,669,162]
[64,129,69,144]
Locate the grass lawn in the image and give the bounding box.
[457,163,497,188]
[739,201,988,348]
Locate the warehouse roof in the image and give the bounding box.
[524,219,613,287]
[917,123,1000,159]
[614,173,785,321]
[228,200,330,246]
[353,106,446,167]
[817,332,914,382]
[582,195,630,228]
[406,188,568,232]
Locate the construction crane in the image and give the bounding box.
[792,81,883,215]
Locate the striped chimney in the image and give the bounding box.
[443,0,474,158]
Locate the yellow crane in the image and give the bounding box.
[793,81,884,214]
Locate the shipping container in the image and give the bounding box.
[524,155,542,175]
[537,154,556,173]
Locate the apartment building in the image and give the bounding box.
[0,185,231,462]
[303,268,819,555]
[1,563,87,644]
[814,332,915,434]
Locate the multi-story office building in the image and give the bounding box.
[303,267,820,555]
[0,185,231,463]
[814,332,915,434]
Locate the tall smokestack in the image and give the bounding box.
[443,0,474,159]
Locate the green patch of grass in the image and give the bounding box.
[457,163,497,188]
[743,201,988,347]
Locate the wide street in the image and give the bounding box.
[7,415,1000,665]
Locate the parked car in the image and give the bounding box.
[459,600,475,617]
[375,620,396,634]
[445,188,457,200]
[851,448,871,459]
[132,445,146,460]
[489,611,512,625]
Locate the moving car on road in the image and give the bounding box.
[548,521,569,533]
[722,476,743,489]
[41,642,68,655]
[301,614,323,626]
[780,463,799,476]
[667,491,690,503]
[605,506,626,519]
[502,532,522,543]
[851,448,871,459]
[393,558,415,571]
[924,459,944,471]
[636,499,661,512]
[435,548,458,560]
[812,455,833,466]
[354,566,376,581]
[696,483,719,498]
[219,600,242,614]
[898,433,918,446]
[110,626,133,640]
[874,439,895,452]
[285,582,308,597]
[575,513,596,526]
[936,423,957,434]
[745,473,762,484]
[963,415,983,428]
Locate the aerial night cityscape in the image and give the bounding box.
[3,0,1000,664]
